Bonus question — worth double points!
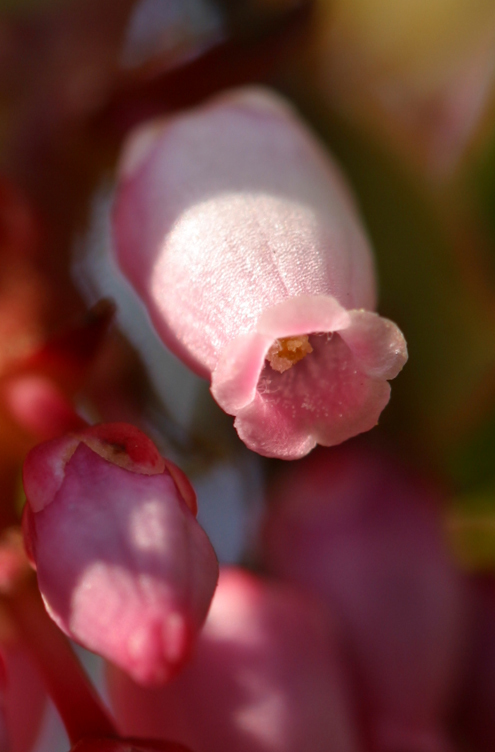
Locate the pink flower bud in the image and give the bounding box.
[22,423,218,686]
[262,444,466,752]
[107,566,361,752]
[112,87,407,459]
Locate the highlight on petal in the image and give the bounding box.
[107,566,360,752]
[112,85,407,460]
[22,423,218,685]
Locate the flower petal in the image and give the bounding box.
[234,333,391,459]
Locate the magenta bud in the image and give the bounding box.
[22,423,218,686]
[112,87,407,459]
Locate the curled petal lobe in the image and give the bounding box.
[113,86,407,458]
[340,310,408,380]
[22,423,218,685]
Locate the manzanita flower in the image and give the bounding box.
[22,422,218,685]
[112,87,407,459]
[108,566,360,752]
[262,443,466,752]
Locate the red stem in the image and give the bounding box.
[6,582,116,744]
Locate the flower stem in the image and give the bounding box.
[5,581,117,744]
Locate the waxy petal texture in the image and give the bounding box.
[113,87,407,459]
[262,444,466,752]
[108,566,361,752]
[22,423,218,685]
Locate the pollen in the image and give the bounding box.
[266,335,313,373]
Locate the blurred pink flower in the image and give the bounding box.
[314,0,495,176]
[2,374,86,441]
[107,566,361,752]
[22,422,218,686]
[113,87,407,459]
[262,443,467,752]
[453,574,495,752]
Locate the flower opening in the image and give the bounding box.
[266,335,314,373]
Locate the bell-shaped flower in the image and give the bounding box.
[107,566,361,752]
[262,443,467,752]
[22,423,218,686]
[112,87,407,459]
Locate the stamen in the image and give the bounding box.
[267,335,313,373]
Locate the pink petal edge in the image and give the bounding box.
[211,295,406,458]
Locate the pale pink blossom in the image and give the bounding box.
[262,443,467,752]
[112,87,407,459]
[107,566,361,752]
[22,423,218,686]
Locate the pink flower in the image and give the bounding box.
[22,423,218,686]
[107,566,360,752]
[112,87,407,459]
[262,443,467,752]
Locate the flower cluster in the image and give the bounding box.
[0,3,494,752]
